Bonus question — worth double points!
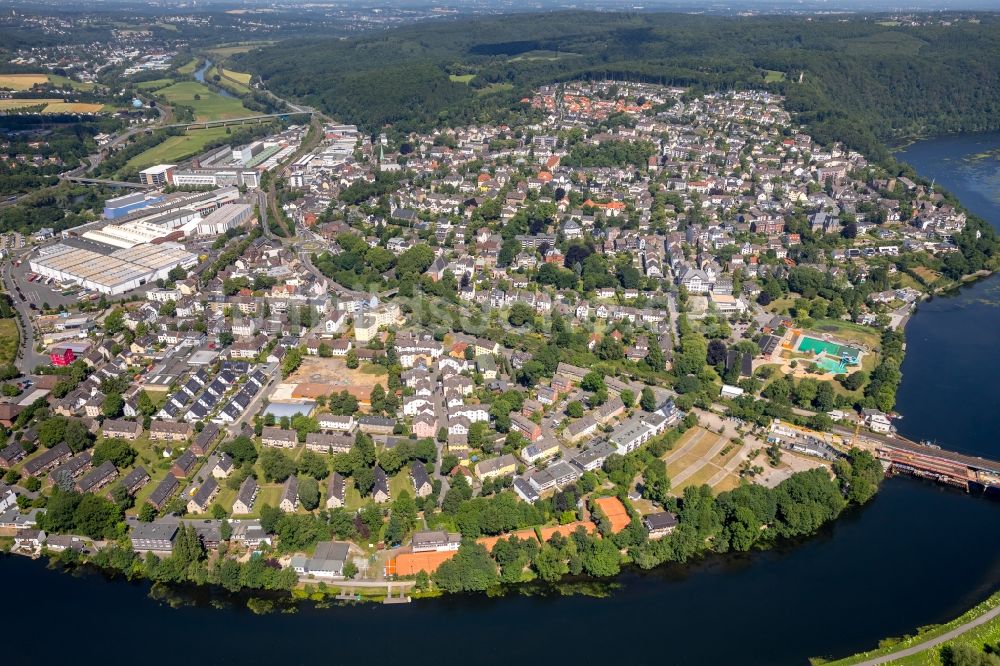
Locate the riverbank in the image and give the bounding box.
[818,590,1000,665]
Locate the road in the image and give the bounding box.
[0,255,49,373]
[849,602,1000,666]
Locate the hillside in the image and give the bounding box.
[236,11,1000,160]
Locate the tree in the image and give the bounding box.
[260,449,296,482]
[640,387,657,412]
[508,302,535,327]
[64,419,94,453]
[298,476,320,511]
[581,371,605,393]
[442,473,472,514]
[138,502,157,522]
[940,645,1000,666]
[532,544,569,582]
[346,348,359,369]
[221,435,258,465]
[101,393,125,419]
[39,416,67,448]
[433,542,498,593]
[565,401,584,418]
[297,450,330,480]
[92,438,136,468]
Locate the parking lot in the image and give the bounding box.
[12,255,91,310]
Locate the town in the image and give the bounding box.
[0,71,992,600]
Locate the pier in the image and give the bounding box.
[837,427,1000,493]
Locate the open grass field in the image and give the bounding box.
[0,74,48,90]
[763,69,787,83]
[0,99,61,111]
[137,78,175,91]
[663,427,743,494]
[124,127,231,171]
[912,266,943,284]
[177,58,200,75]
[449,74,475,84]
[155,81,248,121]
[509,50,581,62]
[389,470,414,501]
[208,66,251,95]
[222,68,252,85]
[46,74,96,92]
[809,318,882,349]
[209,42,273,56]
[42,102,104,114]
[0,319,19,365]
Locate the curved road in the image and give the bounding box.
[851,602,1000,665]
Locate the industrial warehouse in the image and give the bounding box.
[28,238,198,295]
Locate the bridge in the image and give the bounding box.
[61,176,152,189]
[164,110,314,131]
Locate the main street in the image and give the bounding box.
[0,252,49,373]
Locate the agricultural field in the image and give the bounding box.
[449,74,475,84]
[209,66,251,95]
[0,319,19,365]
[42,102,104,114]
[155,81,248,121]
[0,74,48,90]
[124,127,231,171]
[222,68,252,85]
[0,99,61,111]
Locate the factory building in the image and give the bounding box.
[103,192,165,220]
[138,164,176,187]
[196,203,254,236]
[29,240,198,296]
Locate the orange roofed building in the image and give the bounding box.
[592,497,630,534]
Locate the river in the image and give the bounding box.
[194,59,238,99]
[3,134,1000,666]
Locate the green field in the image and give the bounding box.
[0,319,18,365]
[125,127,231,170]
[763,69,787,83]
[177,58,200,75]
[155,81,248,121]
[449,74,475,84]
[47,74,97,92]
[209,42,273,56]
[209,66,251,95]
[137,78,175,91]
[222,68,252,85]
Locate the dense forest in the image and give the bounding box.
[236,12,1000,160]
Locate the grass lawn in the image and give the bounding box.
[47,74,96,92]
[222,68,252,85]
[177,58,200,75]
[0,319,19,365]
[449,74,475,84]
[155,81,248,121]
[209,42,273,56]
[388,471,415,501]
[763,69,786,83]
[766,297,797,315]
[809,318,882,349]
[124,127,231,171]
[343,479,364,510]
[137,78,175,91]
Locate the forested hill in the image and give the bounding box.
[235,11,1000,159]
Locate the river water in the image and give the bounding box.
[3,134,1000,666]
[194,59,238,99]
